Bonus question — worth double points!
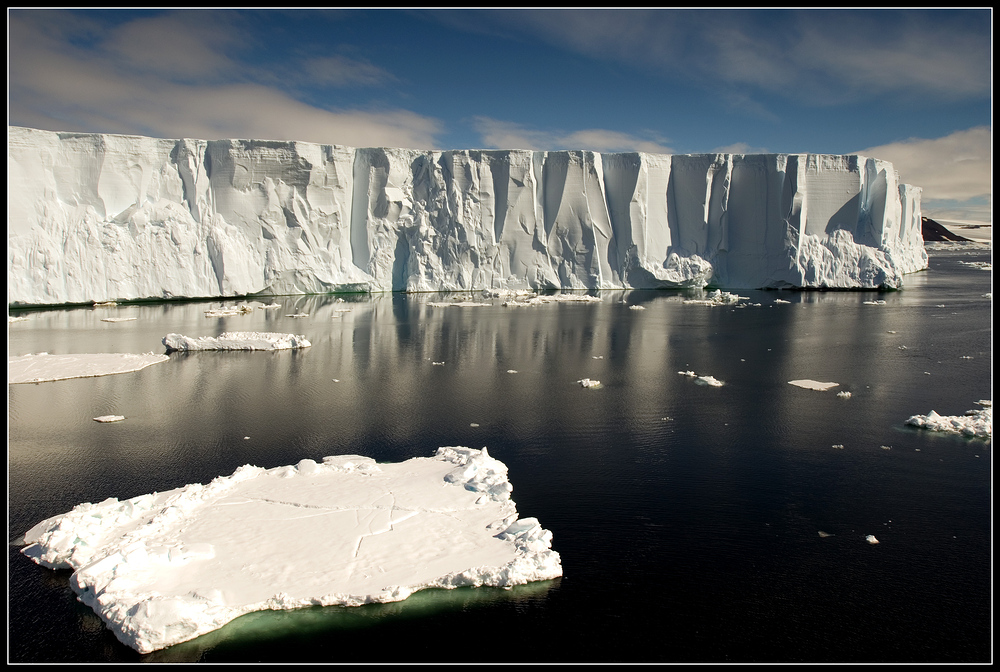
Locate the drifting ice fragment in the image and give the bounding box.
[905,401,992,439]
[20,447,561,654]
[578,378,602,388]
[93,415,126,423]
[162,332,311,352]
[788,379,840,391]
[101,317,137,323]
[837,391,852,399]
[695,376,725,387]
[866,535,880,544]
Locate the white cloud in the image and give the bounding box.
[858,127,992,224]
[8,10,442,149]
[473,117,674,154]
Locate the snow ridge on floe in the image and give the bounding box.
[20,447,561,654]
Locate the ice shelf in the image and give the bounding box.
[8,126,928,305]
[20,447,562,653]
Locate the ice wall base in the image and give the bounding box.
[8,126,927,305]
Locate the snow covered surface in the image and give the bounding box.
[788,379,840,391]
[20,447,561,654]
[906,400,992,439]
[7,126,928,305]
[8,352,169,384]
[162,332,311,352]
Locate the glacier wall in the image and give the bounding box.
[7,126,927,305]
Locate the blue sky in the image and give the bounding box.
[7,8,992,224]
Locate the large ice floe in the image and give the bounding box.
[20,447,561,653]
[8,125,927,305]
[8,352,169,384]
[906,401,992,439]
[162,332,311,352]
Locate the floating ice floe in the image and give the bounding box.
[162,332,311,352]
[501,293,602,307]
[101,317,137,323]
[788,379,840,391]
[578,378,602,388]
[9,315,30,322]
[678,370,697,377]
[8,352,169,384]
[93,415,126,423]
[959,261,992,271]
[204,305,253,317]
[683,290,749,306]
[863,300,887,305]
[628,305,645,311]
[694,376,724,387]
[866,535,879,544]
[20,447,561,654]
[818,531,834,538]
[905,400,992,439]
[836,391,852,399]
[427,301,493,308]
[774,299,791,304]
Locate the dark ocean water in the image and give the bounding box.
[7,247,992,663]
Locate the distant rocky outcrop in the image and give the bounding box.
[922,216,971,242]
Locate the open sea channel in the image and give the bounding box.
[7,245,992,663]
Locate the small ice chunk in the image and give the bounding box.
[628,305,645,311]
[837,391,852,399]
[101,317,137,323]
[432,361,445,366]
[774,299,790,304]
[832,444,844,449]
[577,378,602,388]
[788,379,839,391]
[866,535,879,544]
[695,376,724,387]
[93,415,126,423]
[678,370,697,377]
[818,531,834,538]
[506,370,517,374]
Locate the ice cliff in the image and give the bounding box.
[7,126,928,305]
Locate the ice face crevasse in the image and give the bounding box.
[7,126,928,305]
